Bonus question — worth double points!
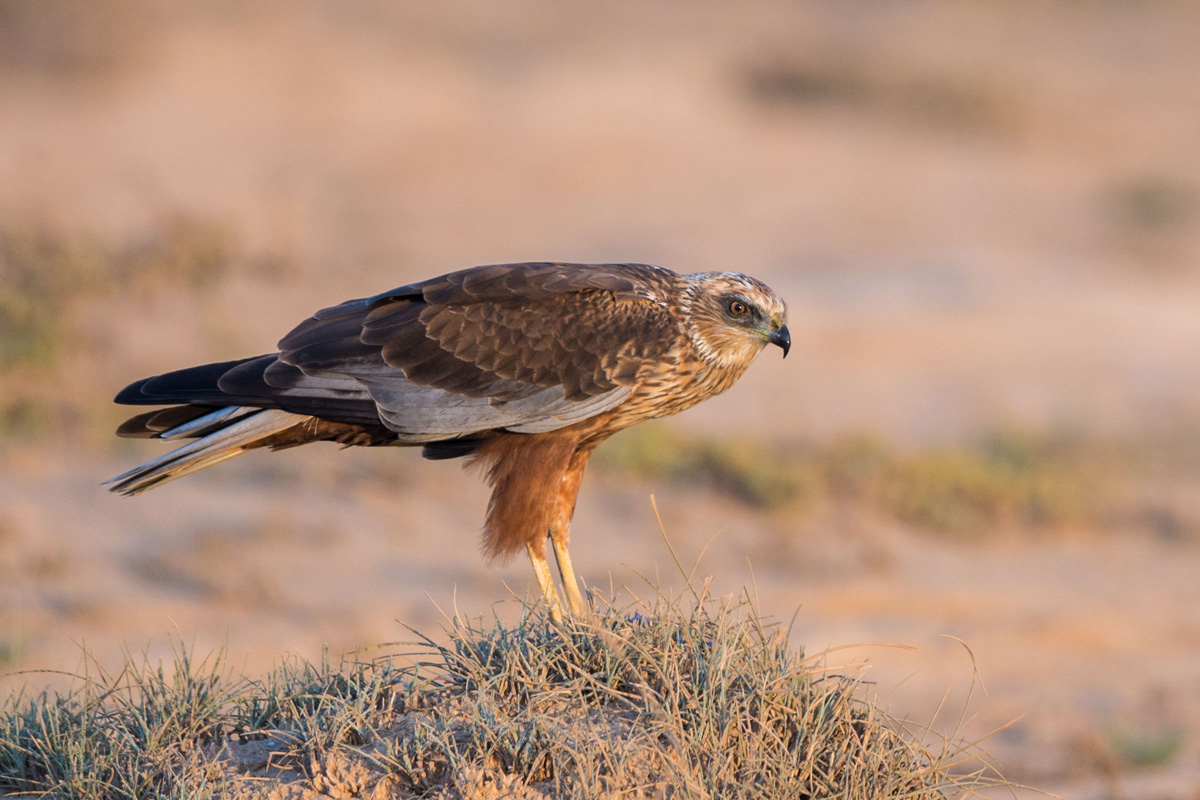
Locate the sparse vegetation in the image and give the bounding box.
[593,424,818,510]
[0,592,999,799]
[0,641,19,670]
[1107,726,1186,769]
[883,433,1105,536]
[597,425,1113,536]
[740,56,1012,133]
[0,226,107,372]
[0,216,261,442]
[116,216,239,293]
[0,218,238,374]
[1109,175,1197,231]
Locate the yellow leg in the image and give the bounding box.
[550,527,588,617]
[526,540,565,624]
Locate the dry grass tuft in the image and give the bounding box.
[1,590,1002,799]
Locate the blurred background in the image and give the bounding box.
[1,1,1199,797]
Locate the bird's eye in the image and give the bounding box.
[727,300,748,316]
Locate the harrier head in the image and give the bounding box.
[681,271,790,368]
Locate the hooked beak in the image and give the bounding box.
[768,324,791,358]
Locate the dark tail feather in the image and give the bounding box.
[115,405,233,438]
[115,355,383,426]
[115,358,264,405]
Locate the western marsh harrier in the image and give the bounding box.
[109,262,789,620]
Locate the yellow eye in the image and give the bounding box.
[728,300,748,316]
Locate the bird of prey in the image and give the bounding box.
[108,262,789,621]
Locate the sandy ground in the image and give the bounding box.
[2,2,1200,797]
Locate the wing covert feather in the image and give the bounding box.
[277,262,680,436]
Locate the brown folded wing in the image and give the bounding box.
[278,262,680,439]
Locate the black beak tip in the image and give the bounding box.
[769,325,791,358]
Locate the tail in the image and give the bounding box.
[108,355,388,495]
[105,407,309,496]
[108,353,431,494]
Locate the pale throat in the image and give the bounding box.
[685,320,766,372]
